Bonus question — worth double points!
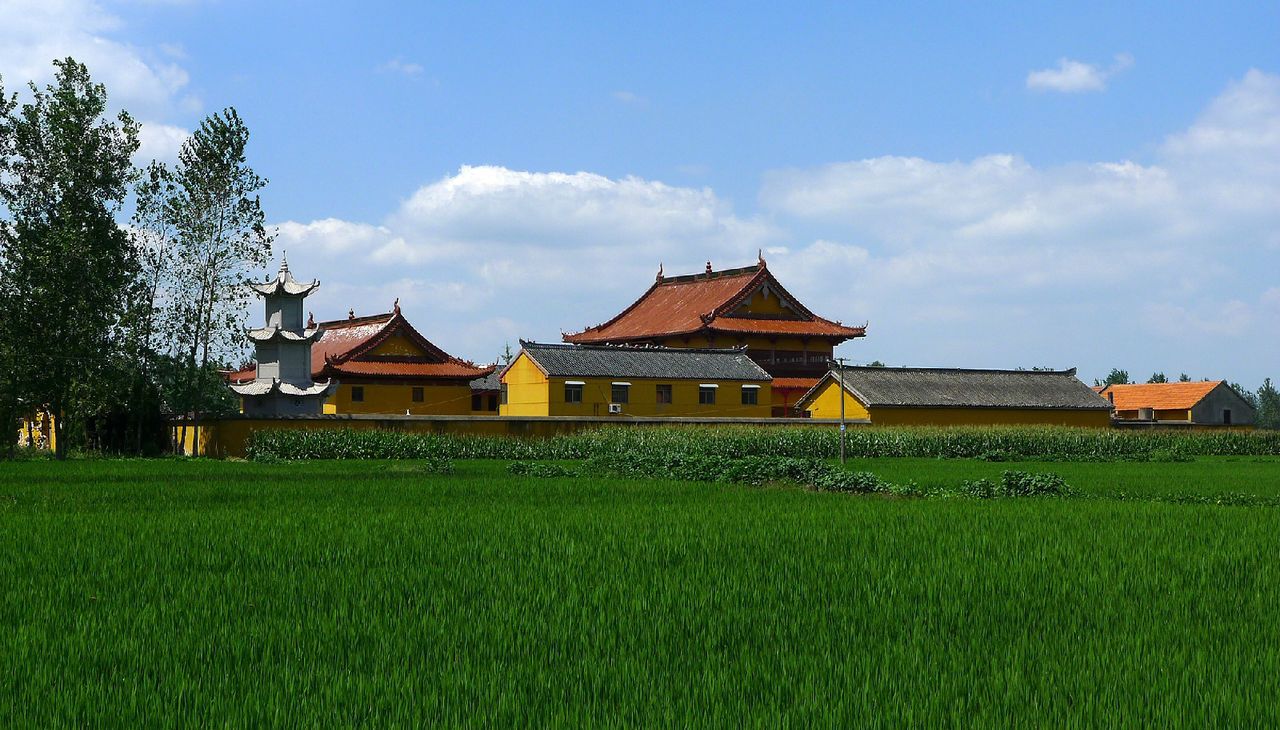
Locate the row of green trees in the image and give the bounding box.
[1095,369,1279,429]
[1,58,272,458]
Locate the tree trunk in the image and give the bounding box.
[52,397,66,461]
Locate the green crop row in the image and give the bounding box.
[246,424,1280,462]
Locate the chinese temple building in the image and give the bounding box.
[563,254,865,415]
[229,301,494,416]
[229,257,335,415]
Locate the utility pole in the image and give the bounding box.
[833,356,847,464]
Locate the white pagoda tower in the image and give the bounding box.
[229,255,335,415]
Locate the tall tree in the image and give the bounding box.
[0,74,18,456]
[1148,372,1168,383]
[165,108,272,452]
[1178,373,1192,382]
[1257,378,1280,430]
[0,59,139,459]
[122,161,179,451]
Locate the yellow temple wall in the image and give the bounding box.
[324,382,473,416]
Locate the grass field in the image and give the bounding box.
[3,457,1279,726]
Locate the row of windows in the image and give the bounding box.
[347,386,427,403]
[564,383,759,406]
[345,386,498,411]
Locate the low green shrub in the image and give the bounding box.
[506,462,577,478]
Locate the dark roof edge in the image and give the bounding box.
[520,340,752,356]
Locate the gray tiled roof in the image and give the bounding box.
[518,342,771,381]
[470,371,501,391]
[820,366,1111,410]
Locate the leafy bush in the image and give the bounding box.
[958,471,1071,498]
[506,462,577,478]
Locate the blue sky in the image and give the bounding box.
[4,1,1279,385]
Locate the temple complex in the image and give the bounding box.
[229,257,335,415]
[229,300,494,416]
[563,254,865,415]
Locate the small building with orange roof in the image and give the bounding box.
[563,254,865,415]
[1097,381,1255,426]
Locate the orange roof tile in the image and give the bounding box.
[1098,381,1223,411]
[564,261,865,344]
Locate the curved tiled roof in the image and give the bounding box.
[229,378,334,397]
[564,261,865,343]
[246,326,323,343]
[249,258,319,297]
[312,310,492,381]
[1098,381,1224,411]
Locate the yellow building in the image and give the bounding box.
[564,255,865,416]
[501,342,773,418]
[227,303,494,416]
[798,366,1112,427]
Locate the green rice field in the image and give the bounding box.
[3,457,1279,726]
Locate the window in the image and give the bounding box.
[611,382,630,404]
[488,394,498,411]
[500,384,508,405]
[656,384,672,404]
[1223,409,1232,425]
[350,386,364,402]
[471,393,483,411]
[412,387,424,403]
[741,385,759,405]
[564,382,584,403]
[699,385,717,405]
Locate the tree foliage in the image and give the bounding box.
[1255,379,1279,430]
[1095,369,1130,387]
[1148,372,1168,383]
[0,59,139,458]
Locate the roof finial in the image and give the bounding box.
[279,251,289,275]
[348,308,355,320]
[656,262,664,282]
[307,311,315,328]
[393,297,401,314]
[758,248,766,267]
[705,260,712,276]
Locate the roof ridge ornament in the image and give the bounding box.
[656,262,663,282]
[705,261,712,276]
[393,297,401,315]
[758,249,765,267]
[307,311,315,329]
[348,308,355,320]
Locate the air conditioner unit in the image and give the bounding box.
[608,403,623,414]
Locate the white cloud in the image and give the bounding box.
[1026,53,1133,93]
[0,0,199,119]
[270,72,1278,384]
[379,58,425,76]
[135,121,188,164]
[273,166,779,359]
[761,70,1280,383]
